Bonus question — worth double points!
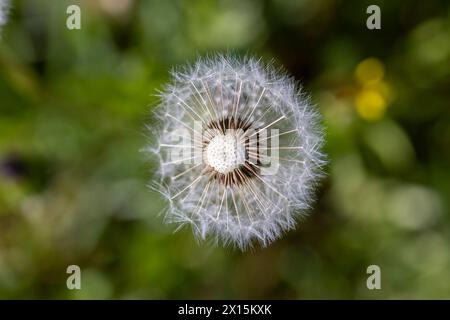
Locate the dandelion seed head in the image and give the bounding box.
[147,54,326,250]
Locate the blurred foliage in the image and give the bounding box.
[0,0,449,299]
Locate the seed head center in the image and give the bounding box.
[206,133,246,174]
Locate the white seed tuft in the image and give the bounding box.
[146,54,326,250]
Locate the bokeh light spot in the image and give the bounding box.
[355,89,386,121]
[355,58,385,85]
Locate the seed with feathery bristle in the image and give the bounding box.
[146,54,326,250]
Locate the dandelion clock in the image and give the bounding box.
[147,54,326,250]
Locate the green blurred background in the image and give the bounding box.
[0,0,449,299]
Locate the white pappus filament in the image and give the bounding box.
[147,54,326,250]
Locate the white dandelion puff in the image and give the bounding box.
[0,0,10,36]
[146,54,326,250]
